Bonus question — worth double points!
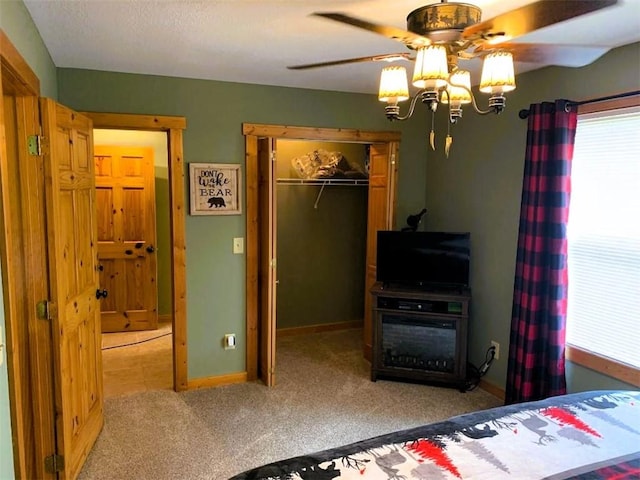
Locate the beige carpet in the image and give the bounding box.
[78,328,502,479]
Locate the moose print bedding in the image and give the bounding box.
[230,390,640,480]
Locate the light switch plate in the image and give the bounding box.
[233,237,244,254]
[0,325,4,366]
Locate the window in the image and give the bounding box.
[566,96,640,386]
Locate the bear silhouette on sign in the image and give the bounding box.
[208,197,226,208]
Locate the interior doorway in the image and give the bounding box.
[85,112,189,393]
[93,129,174,397]
[243,123,401,386]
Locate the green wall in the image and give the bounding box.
[57,68,429,379]
[276,140,368,329]
[0,0,57,98]
[424,42,640,392]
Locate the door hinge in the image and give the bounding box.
[36,300,54,321]
[28,135,43,156]
[270,151,276,162]
[44,454,65,473]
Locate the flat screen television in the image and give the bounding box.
[376,231,470,290]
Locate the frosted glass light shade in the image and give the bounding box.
[442,70,472,104]
[378,66,410,103]
[412,46,449,89]
[479,51,516,94]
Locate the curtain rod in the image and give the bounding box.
[518,90,640,119]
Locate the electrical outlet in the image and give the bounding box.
[224,334,236,350]
[490,340,500,360]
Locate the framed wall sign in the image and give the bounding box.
[189,163,242,215]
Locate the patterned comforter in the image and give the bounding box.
[230,390,640,480]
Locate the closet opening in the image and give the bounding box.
[275,140,369,337]
[243,123,401,387]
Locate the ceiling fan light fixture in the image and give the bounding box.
[301,0,620,155]
[378,66,410,104]
[479,51,516,94]
[412,45,449,89]
[442,70,472,105]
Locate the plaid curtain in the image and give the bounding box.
[505,100,577,404]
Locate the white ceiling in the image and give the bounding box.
[23,0,640,95]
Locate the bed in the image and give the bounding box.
[230,390,640,479]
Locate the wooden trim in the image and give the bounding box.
[388,142,400,228]
[0,35,48,478]
[242,123,401,143]
[277,321,363,338]
[245,135,258,381]
[18,96,57,480]
[0,30,40,96]
[478,379,506,401]
[577,92,640,115]
[83,113,189,392]
[84,112,186,130]
[363,344,372,363]
[187,372,247,390]
[168,127,188,392]
[566,345,640,387]
[0,74,32,480]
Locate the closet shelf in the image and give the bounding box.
[276,178,369,186]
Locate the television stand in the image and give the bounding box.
[370,282,471,391]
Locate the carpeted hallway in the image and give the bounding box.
[78,328,502,479]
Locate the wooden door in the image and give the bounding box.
[94,145,158,332]
[363,143,397,360]
[40,98,103,480]
[258,138,277,386]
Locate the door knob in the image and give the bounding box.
[97,264,104,272]
[95,289,108,300]
[146,245,155,253]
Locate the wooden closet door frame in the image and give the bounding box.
[243,123,401,381]
[84,112,189,392]
[1,29,51,480]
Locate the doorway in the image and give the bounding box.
[93,129,174,397]
[85,112,188,393]
[243,123,401,386]
[272,139,370,385]
[0,33,189,478]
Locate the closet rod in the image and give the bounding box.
[518,90,640,119]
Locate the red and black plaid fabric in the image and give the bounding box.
[505,100,577,405]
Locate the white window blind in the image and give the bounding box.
[566,106,640,369]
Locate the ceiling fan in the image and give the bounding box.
[288,0,618,156]
[289,0,617,71]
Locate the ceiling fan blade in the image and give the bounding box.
[462,0,618,41]
[312,12,431,48]
[479,43,610,68]
[287,53,413,70]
